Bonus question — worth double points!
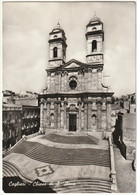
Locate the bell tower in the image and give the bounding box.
[85,14,104,64]
[48,23,67,68]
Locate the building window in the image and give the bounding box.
[92,114,97,125]
[53,47,58,58]
[50,113,54,127]
[92,40,97,52]
[92,27,97,31]
[69,80,77,90]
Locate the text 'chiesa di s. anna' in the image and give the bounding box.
[39,14,114,134]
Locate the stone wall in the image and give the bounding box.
[46,68,106,94]
[39,96,112,133]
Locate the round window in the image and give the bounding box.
[69,80,77,90]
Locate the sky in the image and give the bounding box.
[2,1,136,97]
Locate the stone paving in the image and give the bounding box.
[27,134,109,149]
[114,147,136,193]
[3,133,111,187]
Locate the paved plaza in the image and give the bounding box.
[3,133,111,193]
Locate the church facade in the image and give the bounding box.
[39,15,114,134]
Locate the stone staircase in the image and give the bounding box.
[3,161,33,184]
[51,178,111,193]
[42,133,99,145]
[12,141,110,167]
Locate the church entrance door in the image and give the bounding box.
[69,114,76,131]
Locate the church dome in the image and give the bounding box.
[52,23,64,33]
[87,13,101,26]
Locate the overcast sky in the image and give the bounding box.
[3,1,135,97]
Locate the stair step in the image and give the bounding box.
[3,161,33,184]
[56,187,111,193]
[12,141,110,167]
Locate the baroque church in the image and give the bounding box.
[39,15,114,135]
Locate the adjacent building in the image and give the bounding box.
[2,91,40,150]
[3,104,22,150]
[22,105,40,136]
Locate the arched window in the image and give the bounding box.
[50,113,54,127]
[92,27,97,31]
[69,80,77,90]
[92,114,97,125]
[53,47,58,58]
[92,40,97,52]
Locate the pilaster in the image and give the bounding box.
[78,98,82,131]
[84,99,88,130]
[97,97,102,131]
[61,72,64,92]
[64,71,68,92]
[88,69,92,91]
[84,69,88,91]
[58,71,61,92]
[47,98,51,128]
[64,98,68,130]
[39,98,45,133]
[87,97,92,130]
[97,68,102,91]
[106,97,112,131]
[57,97,61,129]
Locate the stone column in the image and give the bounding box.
[64,98,67,130]
[88,69,92,91]
[57,97,61,129]
[67,113,69,131]
[82,70,85,90]
[46,98,51,128]
[76,113,79,131]
[97,97,102,131]
[39,98,45,133]
[60,102,63,129]
[106,97,112,131]
[78,98,82,131]
[84,69,88,91]
[47,72,51,92]
[92,69,97,91]
[54,98,58,129]
[87,97,92,131]
[97,69,102,91]
[64,72,68,92]
[58,71,61,92]
[84,99,88,131]
[43,103,47,129]
[101,98,106,131]
[56,72,59,92]
[61,72,64,92]
[91,98,97,131]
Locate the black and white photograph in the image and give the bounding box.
[2,1,136,193]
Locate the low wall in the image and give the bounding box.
[25,132,39,140]
[113,113,136,160]
[3,137,26,157]
[108,136,117,192]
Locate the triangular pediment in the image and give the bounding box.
[58,59,87,70]
[65,62,80,69]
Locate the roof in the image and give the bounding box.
[87,13,102,26]
[3,103,22,108]
[111,104,121,110]
[47,58,103,72]
[51,22,64,33]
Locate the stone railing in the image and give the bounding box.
[25,132,39,140]
[108,136,117,192]
[3,136,26,157]
[3,132,39,157]
[3,160,33,184]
